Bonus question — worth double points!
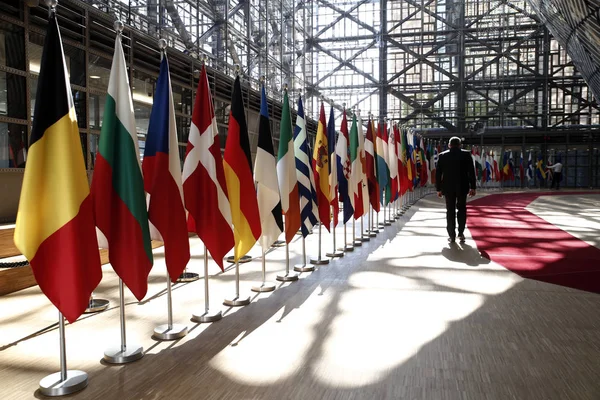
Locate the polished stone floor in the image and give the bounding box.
[1,191,600,400]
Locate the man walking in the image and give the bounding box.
[435,137,476,243]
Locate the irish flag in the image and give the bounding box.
[91,33,153,301]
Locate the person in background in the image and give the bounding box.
[435,137,477,243]
[547,160,563,190]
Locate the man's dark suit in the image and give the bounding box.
[435,147,476,239]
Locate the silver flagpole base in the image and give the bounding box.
[384,220,392,226]
[84,299,109,314]
[223,296,251,307]
[153,324,188,341]
[177,272,199,282]
[293,264,315,272]
[338,244,354,252]
[326,250,344,257]
[361,235,372,240]
[276,272,299,282]
[103,344,144,364]
[225,255,252,264]
[39,370,88,397]
[271,240,286,248]
[366,231,377,237]
[309,257,330,265]
[192,310,222,323]
[353,239,363,246]
[251,282,276,292]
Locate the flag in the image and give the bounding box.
[223,76,261,261]
[526,151,533,181]
[365,116,380,211]
[485,150,492,182]
[142,56,190,282]
[313,102,331,230]
[294,96,318,237]
[519,151,525,182]
[277,90,301,243]
[327,106,339,227]
[420,136,429,187]
[349,113,363,220]
[502,151,510,181]
[474,146,483,182]
[398,125,409,195]
[91,31,152,301]
[337,108,353,224]
[404,130,414,190]
[183,65,233,271]
[254,84,283,251]
[536,155,547,181]
[430,142,438,186]
[14,14,101,323]
[376,120,389,204]
[508,152,515,181]
[387,122,399,202]
[357,116,370,216]
[493,151,501,182]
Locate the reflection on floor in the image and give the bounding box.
[1,192,600,399]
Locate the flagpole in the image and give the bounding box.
[327,205,343,257]
[39,310,88,396]
[192,247,222,323]
[104,279,143,364]
[83,292,109,314]
[341,222,354,251]
[278,241,299,281]
[352,218,361,246]
[150,37,188,341]
[153,269,188,340]
[310,223,329,264]
[224,260,251,306]
[254,248,277,290]
[294,235,315,272]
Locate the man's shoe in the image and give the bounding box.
[448,237,456,243]
[458,234,465,243]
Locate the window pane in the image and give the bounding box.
[134,103,151,137]
[0,21,25,70]
[0,71,26,119]
[89,93,106,130]
[90,133,99,170]
[73,90,86,129]
[88,54,111,92]
[0,122,27,168]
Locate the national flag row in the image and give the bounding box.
[466,146,549,184]
[13,15,438,324]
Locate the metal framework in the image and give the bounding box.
[0,0,598,187]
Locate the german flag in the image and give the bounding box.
[223,76,261,261]
[13,14,101,324]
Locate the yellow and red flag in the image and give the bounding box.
[312,102,331,231]
[14,14,101,323]
[223,76,261,260]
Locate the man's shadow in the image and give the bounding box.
[441,241,491,267]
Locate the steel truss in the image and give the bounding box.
[305,0,600,138]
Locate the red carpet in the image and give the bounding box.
[467,191,600,293]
